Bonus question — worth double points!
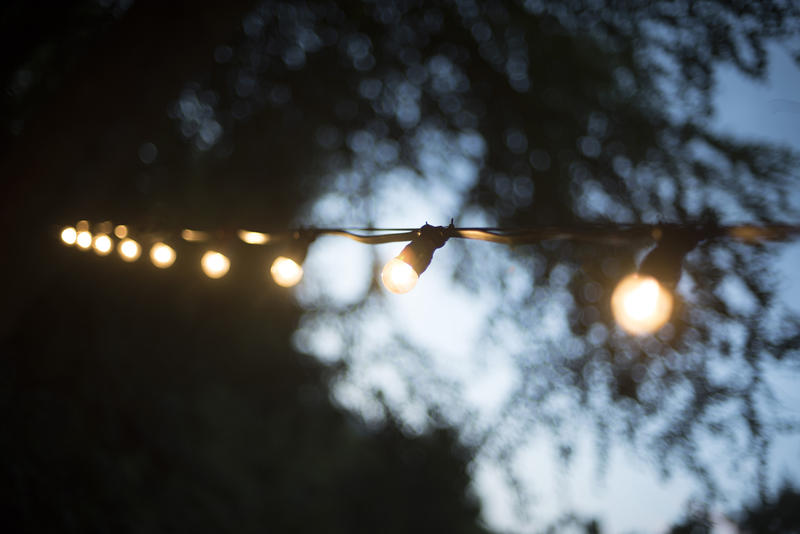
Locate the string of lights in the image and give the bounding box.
[59,219,800,336]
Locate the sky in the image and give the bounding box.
[291,43,800,534]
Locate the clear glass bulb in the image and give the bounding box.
[270,256,304,287]
[611,273,673,335]
[92,234,113,255]
[150,243,176,268]
[118,238,141,262]
[201,251,230,279]
[381,257,419,294]
[61,227,77,245]
[76,230,93,250]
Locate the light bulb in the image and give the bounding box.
[76,230,92,250]
[150,242,176,268]
[61,227,77,245]
[238,230,270,245]
[381,257,419,294]
[118,238,141,262]
[201,251,230,279]
[270,256,303,287]
[611,273,673,335]
[93,234,113,255]
[114,225,128,239]
[181,229,209,242]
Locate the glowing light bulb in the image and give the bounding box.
[114,225,128,239]
[381,257,419,294]
[93,234,113,255]
[201,251,230,279]
[611,273,674,335]
[118,238,141,262]
[181,229,209,242]
[238,230,270,245]
[270,256,303,287]
[150,243,176,268]
[61,227,77,245]
[76,230,92,250]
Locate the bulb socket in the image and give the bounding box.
[396,223,453,274]
[638,229,703,289]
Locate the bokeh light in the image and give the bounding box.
[60,227,77,245]
[76,230,93,250]
[611,273,674,335]
[114,225,128,239]
[150,242,176,268]
[270,256,303,287]
[381,257,419,294]
[201,251,230,278]
[118,238,141,262]
[238,230,270,245]
[181,229,209,242]
[92,234,113,255]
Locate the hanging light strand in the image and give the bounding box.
[57,220,800,334]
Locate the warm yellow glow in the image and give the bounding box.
[238,230,270,245]
[611,273,674,335]
[76,220,89,231]
[92,234,113,255]
[150,242,176,268]
[381,257,419,294]
[114,225,128,239]
[61,227,77,245]
[181,229,210,242]
[270,256,303,287]
[76,230,92,250]
[118,238,141,262]
[201,251,230,279]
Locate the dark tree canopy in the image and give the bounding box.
[3,0,800,530]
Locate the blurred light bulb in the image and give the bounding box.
[381,257,419,294]
[270,256,303,287]
[76,220,89,231]
[114,225,128,239]
[76,230,92,250]
[181,229,209,242]
[93,234,113,255]
[201,251,230,279]
[118,238,141,262]
[61,227,77,245]
[238,230,270,245]
[611,273,673,335]
[150,242,176,268]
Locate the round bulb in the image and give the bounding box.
[76,230,93,250]
[61,227,77,245]
[114,225,128,239]
[611,273,673,335]
[201,251,230,279]
[238,230,270,245]
[118,238,141,262]
[270,256,304,287]
[93,234,113,255]
[381,257,419,294]
[150,243,176,268]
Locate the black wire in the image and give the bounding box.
[310,224,800,246]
